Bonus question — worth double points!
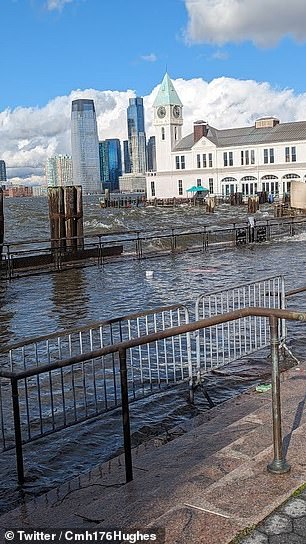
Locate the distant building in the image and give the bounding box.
[123,140,131,173]
[147,72,306,200]
[0,160,7,183]
[119,173,146,193]
[147,136,156,172]
[127,97,147,174]
[3,186,33,198]
[99,139,122,191]
[32,186,48,197]
[71,99,101,193]
[46,155,73,187]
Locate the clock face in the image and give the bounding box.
[157,106,166,119]
[173,105,180,118]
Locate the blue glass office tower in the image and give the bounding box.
[0,160,7,183]
[99,139,122,191]
[147,136,156,172]
[71,99,101,193]
[123,140,131,173]
[127,97,147,173]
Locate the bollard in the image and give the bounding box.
[0,188,3,260]
[48,187,66,251]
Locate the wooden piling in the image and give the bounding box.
[0,188,3,260]
[248,196,259,213]
[64,186,77,252]
[48,187,66,250]
[76,186,84,249]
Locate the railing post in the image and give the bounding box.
[119,348,133,483]
[267,316,291,474]
[11,378,25,485]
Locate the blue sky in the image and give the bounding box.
[2,0,306,183]
[2,0,306,109]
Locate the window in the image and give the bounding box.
[151,181,155,197]
[223,152,232,166]
[285,147,290,162]
[197,154,201,168]
[197,179,201,186]
[203,154,207,168]
[208,153,213,167]
[245,150,249,165]
[178,179,183,195]
[223,152,228,167]
[175,156,180,169]
[269,148,274,163]
[161,127,165,141]
[174,127,178,141]
[180,156,185,169]
[241,149,255,165]
[241,150,244,166]
[251,150,255,164]
[209,178,213,193]
[291,147,296,162]
[264,149,269,164]
[229,152,233,166]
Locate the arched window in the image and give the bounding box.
[241,176,257,181]
[221,177,237,183]
[261,175,278,180]
[161,127,165,141]
[282,173,300,179]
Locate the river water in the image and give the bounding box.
[1,196,306,513]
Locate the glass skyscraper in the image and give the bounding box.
[147,136,156,172]
[71,99,101,193]
[123,140,131,173]
[127,97,147,174]
[46,155,73,187]
[0,160,7,183]
[99,139,122,192]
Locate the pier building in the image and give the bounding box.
[147,73,306,200]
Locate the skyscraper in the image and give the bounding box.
[99,139,122,191]
[123,140,131,173]
[127,97,147,174]
[0,160,7,183]
[147,136,156,172]
[46,155,73,187]
[71,99,101,193]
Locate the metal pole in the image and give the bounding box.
[119,348,133,483]
[267,316,291,474]
[11,378,25,485]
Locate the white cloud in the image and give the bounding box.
[140,53,157,62]
[184,0,306,46]
[46,0,74,11]
[2,76,306,184]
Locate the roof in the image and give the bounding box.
[153,73,183,107]
[173,120,306,151]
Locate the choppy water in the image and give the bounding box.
[1,196,306,513]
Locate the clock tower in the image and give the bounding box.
[153,73,183,172]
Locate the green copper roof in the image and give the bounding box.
[153,73,183,107]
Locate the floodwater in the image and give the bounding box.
[1,196,306,513]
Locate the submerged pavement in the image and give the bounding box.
[1,360,306,543]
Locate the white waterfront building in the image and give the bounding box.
[146,73,306,200]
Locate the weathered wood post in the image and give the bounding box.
[76,185,84,250]
[48,187,66,250]
[64,186,77,252]
[0,188,4,260]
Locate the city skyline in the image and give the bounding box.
[2,1,306,185]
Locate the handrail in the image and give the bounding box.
[2,305,305,485]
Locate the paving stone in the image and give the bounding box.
[280,499,306,518]
[242,530,268,544]
[259,513,292,535]
[293,516,306,537]
[269,534,305,544]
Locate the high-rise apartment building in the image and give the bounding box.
[0,160,7,183]
[123,140,131,173]
[46,155,73,187]
[127,97,147,174]
[99,139,122,191]
[147,136,156,172]
[71,99,101,193]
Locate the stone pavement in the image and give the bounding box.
[239,489,306,544]
[1,362,306,544]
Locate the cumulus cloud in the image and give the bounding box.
[46,0,74,11]
[2,76,306,184]
[184,0,306,46]
[140,53,157,62]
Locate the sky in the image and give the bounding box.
[2,0,306,183]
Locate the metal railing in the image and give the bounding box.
[2,216,306,279]
[0,304,191,452]
[1,306,305,484]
